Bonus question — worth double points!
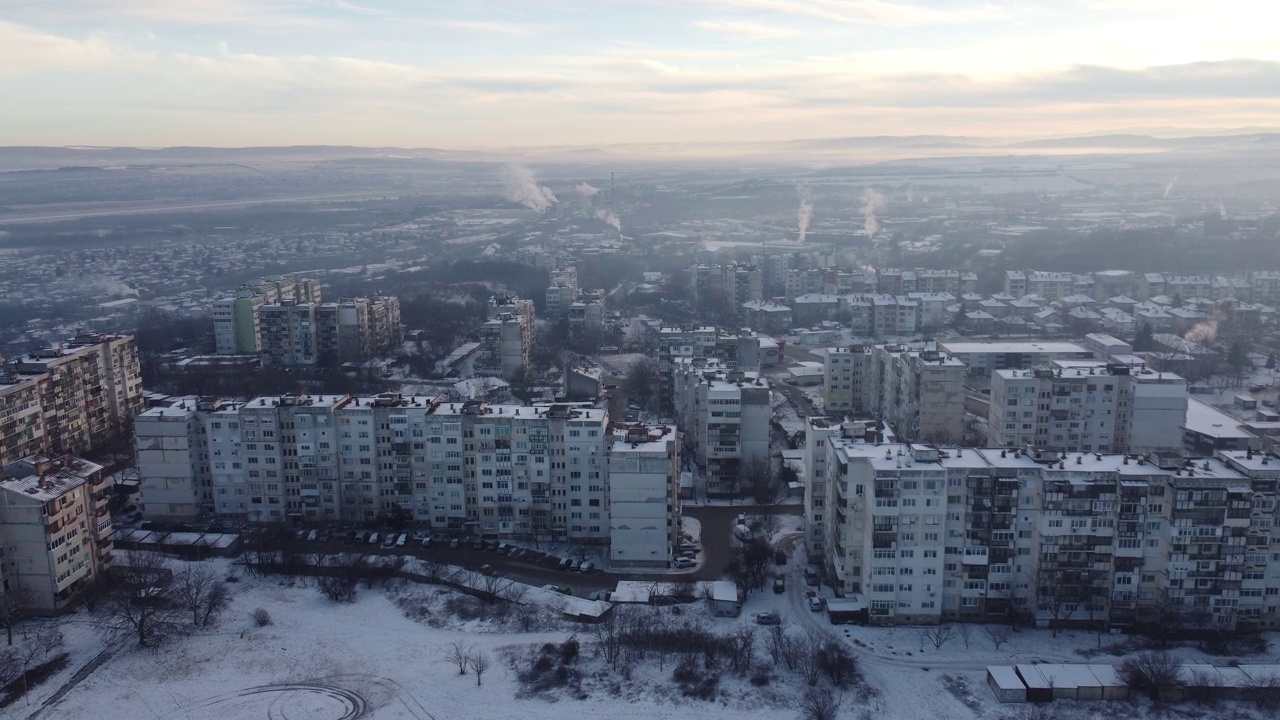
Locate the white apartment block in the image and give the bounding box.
[822,345,872,417]
[869,346,966,444]
[135,399,212,520]
[1,334,143,467]
[671,359,771,496]
[139,394,634,545]
[608,424,681,568]
[816,438,1280,631]
[0,455,114,612]
[988,361,1187,454]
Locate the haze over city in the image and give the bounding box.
[3,3,1280,720]
[3,0,1279,148]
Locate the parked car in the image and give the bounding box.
[368,532,380,545]
[354,530,368,544]
[579,561,594,573]
[804,568,819,586]
[395,533,407,547]
[773,577,786,594]
[558,557,572,570]
[382,534,397,548]
[808,597,825,612]
[470,538,485,550]
[317,530,332,543]
[775,549,787,565]
[342,530,357,545]
[448,538,461,550]
[755,612,782,626]
[306,529,318,542]
[568,559,581,572]
[673,557,696,569]
[479,564,495,576]
[420,535,433,548]
[496,542,511,555]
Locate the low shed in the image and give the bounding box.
[987,666,1027,703]
[1015,665,1054,703]
[1035,665,1084,701]
[1087,665,1130,701]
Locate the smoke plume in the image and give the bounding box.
[796,185,813,243]
[95,278,139,298]
[500,164,558,212]
[1184,320,1218,344]
[906,186,915,203]
[1162,175,1177,199]
[860,188,886,238]
[576,183,600,197]
[595,209,621,233]
[1218,201,1227,218]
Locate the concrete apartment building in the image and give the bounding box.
[988,361,1187,454]
[135,398,213,520]
[814,436,1280,631]
[608,424,681,568]
[1,334,143,467]
[671,358,771,496]
[476,295,535,381]
[568,290,605,342]
[213,276,322,355]
[656,326,774,412]
[0,455,114,612]
[258,295,402,367]
[691,264,763,310]
[868,345,966,444]
[138,394,647,547]
[545,267,579,319]
[822,345,872,416]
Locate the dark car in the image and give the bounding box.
[342,530,356,545]
[775,549,787,565]
[773,577,786,594]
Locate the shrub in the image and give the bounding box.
[251,608,272,627]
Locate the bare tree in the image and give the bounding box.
[957,622,972,649]
[985,624,1012,650]
[623,357,659,411]
[799,685,841,720]
[796,634,825,686]
[923,624,956,650]
[469,650,491,686]
[726,626,756,675]
[765,624,788,666]
[96,551,181,647]
[0,589,26,646]
[1118,650,1183,703]
[445,641,474,675]
[318,576,357,603]
[172,564,230,627]
[1245,672,1280,710]
[10,627,63,700]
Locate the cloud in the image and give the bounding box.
[695,19,804,39]
[702,0,1000,26]
[0,20,117,78]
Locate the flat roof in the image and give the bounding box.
[1185,398,1257,440]
[987,666,1026,690]
[939,340,1090,355]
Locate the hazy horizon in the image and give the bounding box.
[3,1,1278,149]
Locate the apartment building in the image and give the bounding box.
[691,264,763,310]
[655,326,772,412]
[822,345,872,417]
[936,340,1094,378]
[139,394,631,544]
[259,302,319,366]
[568,290,605,342]
[213,276,322,355]
[608,424,681,568]
[545,267,580,319]
[315,296,403,365]
[671,359,770,496]
[987,361,1187,454]
[1,334,143,467]
[868,346,966,444]
[135,399,212,520]
[476,295,535,381]
[815,438,1280,631]
[0,455,114,612]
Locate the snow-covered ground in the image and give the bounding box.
[22,555,1280,720]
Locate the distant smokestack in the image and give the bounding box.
[1162,175,1177,199]
[860,188,886,239]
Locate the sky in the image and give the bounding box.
[2,0,1279,148]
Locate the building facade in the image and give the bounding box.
[0,455,114,612]
[671,359,771,496]
[608,424,681,568]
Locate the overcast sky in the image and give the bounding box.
[2,1,1278,148]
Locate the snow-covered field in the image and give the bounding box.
[21,555,1280,720]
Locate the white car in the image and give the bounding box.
[673,557,696,569]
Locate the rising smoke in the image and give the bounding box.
[860,188,886,238]
[95,278,139,298]
[575,182,600,197]
[500,164,558,212]
[595,209,621,234]
[796,185,813,243]
[1184,320,1218,345]
[1162,175,1178,199]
